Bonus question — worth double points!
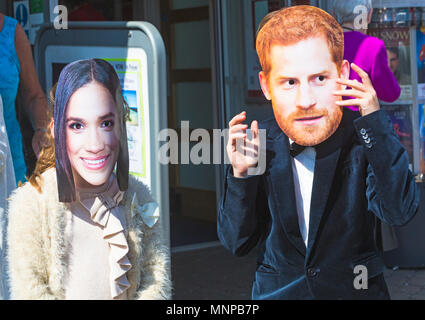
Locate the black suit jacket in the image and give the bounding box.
[217,109,420,300]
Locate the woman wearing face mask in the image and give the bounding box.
[6,59,171,300]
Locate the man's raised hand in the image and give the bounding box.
[334,63,380,117]
[226,111,260,178]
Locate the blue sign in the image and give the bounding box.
[15,3,29,28]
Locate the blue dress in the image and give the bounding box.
[0,16,26,184]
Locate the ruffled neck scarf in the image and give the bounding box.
[75,174,132,299]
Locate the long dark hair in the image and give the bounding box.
[54,58,129,202]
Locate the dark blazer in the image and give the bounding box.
[217,109,420,300]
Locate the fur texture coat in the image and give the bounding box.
[6,168,172,300]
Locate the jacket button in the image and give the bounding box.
[360,128,367,135]
[307,268,318,277]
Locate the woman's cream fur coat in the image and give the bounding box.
[6,168,172,300]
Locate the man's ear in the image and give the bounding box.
[50,120,55,139]
[259,71,272,101]
[339,60,351,89]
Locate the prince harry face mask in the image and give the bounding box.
[259,36,350,146]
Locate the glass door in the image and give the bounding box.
[216,0,291,141]
[160,0,219,248]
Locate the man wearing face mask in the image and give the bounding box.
[217,6,419,300]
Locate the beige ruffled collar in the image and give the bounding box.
[76,175,132,299]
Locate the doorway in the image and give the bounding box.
[160,0,218,248]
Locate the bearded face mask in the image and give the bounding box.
[256,6,349,147]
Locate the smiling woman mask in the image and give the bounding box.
[53,59,129,202]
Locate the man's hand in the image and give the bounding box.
[226,111,260,178]
[334,63,380,117]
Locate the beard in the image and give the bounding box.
[274,106,343,146]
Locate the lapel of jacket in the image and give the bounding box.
[268,133,307,257]
[306,114,349,256]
